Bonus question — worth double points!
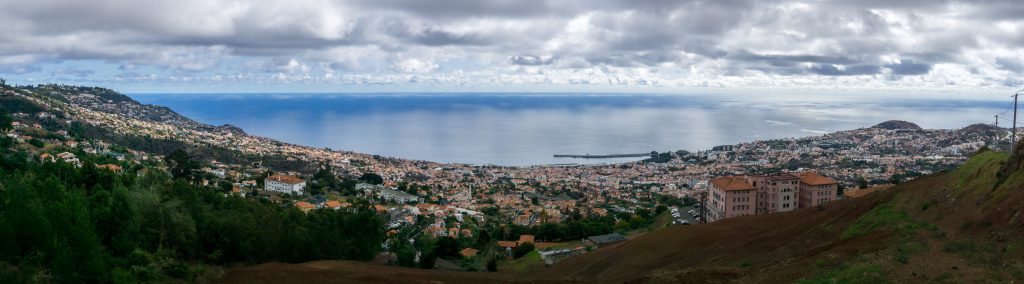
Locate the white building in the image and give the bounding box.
[57,152,82,168]
[264,174,306,195]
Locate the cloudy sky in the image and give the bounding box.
[0,0,1022,94]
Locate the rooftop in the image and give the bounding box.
[711,176,755,191]
[798,172,839,186]
[587,233,628,245]
[267,174,305,184]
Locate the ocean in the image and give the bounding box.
[130,92,1007,166]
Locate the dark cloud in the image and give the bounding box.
[352,0,552,18]
[510,55,555,66]
[885,60,932,75]
[51,67,96,77]
[731,50,862,66]
[410,28,489,46]
[809,64,883,76]
[0,65,42,74]
[996,57,1024,73]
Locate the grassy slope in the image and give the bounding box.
[219,150,1024,283]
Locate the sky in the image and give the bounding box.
[0,0,1022,94]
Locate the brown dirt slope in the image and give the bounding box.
[220,149,1024,284]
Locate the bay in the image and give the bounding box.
[130,93,1007,166]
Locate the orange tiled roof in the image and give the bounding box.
[710,176,755,191]
[295,201,315,209]
[325,200,343,208]
[518,234,535,244]
[799,172,838,186]
[460,248,479,257]
[97,164,122,171]
[267,174,305,184]
[497,241,517,248]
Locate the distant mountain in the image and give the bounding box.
[871,120,923,130]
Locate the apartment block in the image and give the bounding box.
[706,171,837,222]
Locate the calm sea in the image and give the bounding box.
[130,93,1007,166]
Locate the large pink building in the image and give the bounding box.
[706,171,837,222]
[708,176,756,222]
[746,173,800,215]
[797,172,838,208]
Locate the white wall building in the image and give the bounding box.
[264,174,306,195]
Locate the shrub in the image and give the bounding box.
[513,242,535,259]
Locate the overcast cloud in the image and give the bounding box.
[0,0,1021,92]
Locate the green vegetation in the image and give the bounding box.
[796,263,886,284]
[501,250,541,273]
[954,150,1006,194]
[0,139,385,282]
[0,109,12,132]
[840,201,918,240]
[0,96,45,114]
[505,214,616,242]
[512,242,535,259]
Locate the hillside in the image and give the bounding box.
[26,84,245,134]
[872,120,923,131]
[220,148,1024,283]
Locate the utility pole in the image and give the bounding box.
[1014,91,1021,156]
[995,114,1000,149]
[699,190,708,224]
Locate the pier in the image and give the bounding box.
[553,153,653,159]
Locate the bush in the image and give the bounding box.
[513,242,535,259]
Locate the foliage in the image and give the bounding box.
[416,235,437,269]
[434,237,461,258]
[840,201,918,240]
[167,149,198,182]
[0,96,45,114]
[358,172,384,185]
[512,242,535,259]
[0,143,385,282]
[0,109,11,132]
[796,263,886,284]
[486,258,498,272]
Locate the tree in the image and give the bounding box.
[358,172,384,185]
[857,177,869,189]
[655,205,668,215]
[434,237,460,258]
[512,242,534,259]
[486,258,498,272]
[415,235,437,269]
[0,109,11,132]
[888,174,902,185]
[167,149,197,182]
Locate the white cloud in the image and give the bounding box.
[391,58,439,74]
[0,0,1020,93]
